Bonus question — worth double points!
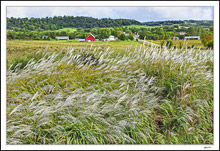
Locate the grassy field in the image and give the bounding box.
[151,40,205,49]
[7,40,140,68]
[56,28,77,32]
[6,40,213,144]
[123,25,160,29]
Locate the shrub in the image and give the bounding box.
[9,52,44,70]
[119,34,127,41]
[166,41,173,49]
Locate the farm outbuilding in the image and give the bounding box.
[56,36,69,40]
[85,34,95,42]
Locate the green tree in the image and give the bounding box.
[90,28,98,35]
[125,29,132,35]
[201,33,213,49]
[128,34,134,40]
[119,33,127,41]
[116,27,123,37]
[166,40,173,49]
[98,28,111,40]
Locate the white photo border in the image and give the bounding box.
[1,1,219,150]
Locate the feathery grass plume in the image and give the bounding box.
[7,44,213,144]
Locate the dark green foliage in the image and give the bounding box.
[9,58,30,70]
[128,34,134,40]
[166,41,173,49]
[9,53,44,70]
[201,33,213,49]
[7,16,213,41]
[207,41,213,49]
[98,28,111,40]
[142,20,213,27]
[119,34,127,41]
[7,16,142,31]
[160,41,165,47]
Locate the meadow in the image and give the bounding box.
[7,40,139,68]
[56,28,77,32]
[122,25,159,29]
[151,40,205,49]
[6,40,213,144]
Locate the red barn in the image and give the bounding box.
[85,34,95,42]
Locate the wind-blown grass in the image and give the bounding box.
[7,44,213,144]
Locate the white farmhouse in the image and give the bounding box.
[109,35,116,41]
[103,35,116,41]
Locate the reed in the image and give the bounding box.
[7,44,213,144]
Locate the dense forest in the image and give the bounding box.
[142,20,213,27]
[7,16,142,31]
[7,16,213,31]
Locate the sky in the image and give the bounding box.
[7,6,213,22]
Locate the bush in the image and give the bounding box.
[9,58,30,70]
[161,41,165,47]
[9,53,44,70]
[179,42,183,49]
[166,41,173,49]
[207,41,213,49]
[128,35,134,40]
[119,34,126,41]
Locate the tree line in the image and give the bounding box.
[7,16,141,31]
[142,20,213,27]
[7,25,213,48]
[7,16,213,32]
[7,27,133,41]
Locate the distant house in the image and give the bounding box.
[79,34,95,42]
[133,32,139,40]
[170,36,179,40]
[42,35,49,40]
[177,31,186,35]
[184,36,200,40]
[85,34,95,42]
[56,36,69,40]
[103,35,116,41]
[123,32,129,36]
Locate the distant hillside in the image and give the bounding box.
[142,20,213,27]
[7,16,213,32]
[7,16,142,31]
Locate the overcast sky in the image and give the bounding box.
[7,7,213,22]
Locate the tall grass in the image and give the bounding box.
[6,44,213,144]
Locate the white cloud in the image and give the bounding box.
[6,7,213,21]
[144,7,213,21]
[202,8,213,20]
[7,7,28,18]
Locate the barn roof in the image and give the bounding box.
[90,34,95,38]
